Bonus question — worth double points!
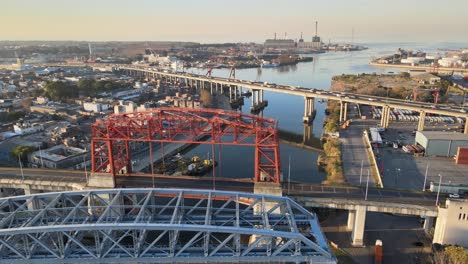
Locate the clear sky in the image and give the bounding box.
[1,0,467,43]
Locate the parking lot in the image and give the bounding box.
[376,124,468,190]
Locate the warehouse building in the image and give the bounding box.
[415,131,468,157]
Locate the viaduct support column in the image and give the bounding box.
[347,210,356,231]
[251,90,255,106]
[303,97,315,123]
[23,185,40,210]
[343,102,348,121]
[351,205,367,246]
[210,82,213,95]
[385,107,391,128]
[380,107,385,127]
[464,118,468,134]
[339,101,344,122]
[418,111,426,131]
[423,216,435,234]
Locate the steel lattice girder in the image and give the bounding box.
[91,107,281,183]
[0,189,336,263]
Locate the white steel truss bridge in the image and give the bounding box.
[0,188,336,263]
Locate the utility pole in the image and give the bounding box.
[18,154,24,181]
[83,153,88,184]
[365,169,370,201]
[422,163,429,191]
[359,160,364,185]
[435,174,443,206]
[39,145,44,168]
[288,154,291,195]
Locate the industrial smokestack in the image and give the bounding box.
[315,21,318,37]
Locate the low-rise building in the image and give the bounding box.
[13,123,44,135]
[415,131,468,157]
[412,73,441,85]
[433,199,468,247]
[83,101,108,113]
[28,144,88,169]
[114,100,137,114]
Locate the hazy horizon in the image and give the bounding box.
[2,0,468,43]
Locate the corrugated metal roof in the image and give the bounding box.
[417,131,468,141]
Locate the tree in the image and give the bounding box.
[11,146,36,162]
[200,90,213,107]
[44,81,78,101]
[77,79,95,96]
[433,245,468,264]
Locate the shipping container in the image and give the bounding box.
[375,240,383,264]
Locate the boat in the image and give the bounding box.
[261,60,280,68]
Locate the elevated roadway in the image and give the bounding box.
[0,168,439,209]
[116,65,468,132]
[0,168,440,246]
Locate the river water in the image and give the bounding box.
[181,42,467,183]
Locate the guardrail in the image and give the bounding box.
[363,131,384,188]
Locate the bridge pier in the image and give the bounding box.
[418,111,426,131]
[303,97,315,123]
[350,205,367,246]
[347,210,355,230]
[465,118,468,134]
[253,182,282,213]
[87,173,116,188]
[251,89,267,112]
[380,106,391,129]
[23,185,40,210]
[423,216,435,234]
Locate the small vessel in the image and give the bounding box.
[261,60,280,68]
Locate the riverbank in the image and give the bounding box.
[318,101,346,185]
[370,61,468,73]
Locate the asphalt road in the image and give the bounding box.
[340,104,376,187]
[0,167,442,207]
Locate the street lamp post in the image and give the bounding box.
[395,168,400,186]
[435,174,443,206]
[422,163,429,191]
[18,154,24,181]
[288,154,291,196]
[359,160,363,186]
[365,169,370,201]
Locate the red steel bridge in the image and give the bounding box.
[91,108,281,183]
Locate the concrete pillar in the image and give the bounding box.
[259,90,263,102]
[309,98,314,116]
[210,82,213,94]
[251,90,255,106]
[347,210,356,231]
[339,101,344,122]
[465,118,468,134]
[418,111,426,131]
[351,205,367,246]
[385,107,391,128]
[423,216,434,234]
[229,86,232,101]
[343,102,348,121]
[253,182,282,213]
[23,185,39,211]
[380,107,386,127]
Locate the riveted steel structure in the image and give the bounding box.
[0,189,336,263]
[91,108,281,183]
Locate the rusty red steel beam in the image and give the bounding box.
[91,107,281,184]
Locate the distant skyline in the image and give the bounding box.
[2,0,468,43]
